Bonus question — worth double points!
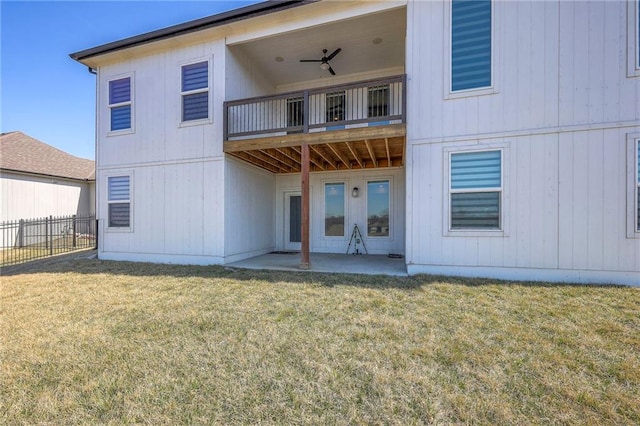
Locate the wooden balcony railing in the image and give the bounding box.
[223,75,406,141]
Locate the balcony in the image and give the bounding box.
[223,75,406,174]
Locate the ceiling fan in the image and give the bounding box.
[300,48,342,75]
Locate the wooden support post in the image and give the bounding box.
[300,143,311,270]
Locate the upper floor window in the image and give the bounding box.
[287,97,303,133]
[450,150,501,230]
[108,175,131,229]
[326,91,345,123]
[109,77,131,131]
[451,0,492,92]
[181,61,209,122]
[368,85,389,118]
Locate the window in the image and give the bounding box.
[325,183,345,237]
[451,0,492,92]
[108,176,130,228]
[368,85,389,118]
[326,91,345,123]
[367,180,390,237]
[450,150,501,229]
[181,61,209,122]
[109,77,131,131]
[626,135,640,237]
[287,97,303,133]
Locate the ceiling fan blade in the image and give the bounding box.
[300,59,322,62]
[328,66,336,76]
[326,48,342,61]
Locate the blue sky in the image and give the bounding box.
[1,0,259,160]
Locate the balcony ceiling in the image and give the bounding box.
[231,7,406,87]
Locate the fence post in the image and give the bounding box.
[95,219,99,250]
[72,215,77,248]
[49,215,53,256]
[18,219,24,248]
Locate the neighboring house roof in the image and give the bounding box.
[0,132,95,181]
[70,0,316,63]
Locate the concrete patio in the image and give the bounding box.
[228,252,407,276]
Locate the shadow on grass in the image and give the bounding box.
[1,251,629,289]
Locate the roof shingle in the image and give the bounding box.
[0,132,95,181]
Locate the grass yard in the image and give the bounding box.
[1,258,639,424]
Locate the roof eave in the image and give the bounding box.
[70,0,317,64]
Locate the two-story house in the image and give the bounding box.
[71,0,640,285]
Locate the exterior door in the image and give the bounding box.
[284,192,301,251]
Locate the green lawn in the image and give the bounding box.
[1,258,639,424]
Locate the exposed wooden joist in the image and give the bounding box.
[326,143,351,169]
[345,142,364,169]
[275,147,301,167]
[261,149,300,172]
[385,138,391,166]
[310,145,338,170]
[228,152,279,174]
[292,145,325,171]
[245,151,290,173]
[364,139,378,168]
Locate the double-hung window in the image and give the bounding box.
[629,0,640,77]
[450,150,501,230]
[108,176,131,229]
[109,77,131,131]
[450,0,492,92]
[181,61,209,122]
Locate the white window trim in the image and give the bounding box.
[628,0,640,78]
[107,72,135,136]
[443,144,510,237]
[105,171,134,233]
[322,181,347,239]
[366,177,393,240]
[444,0,499,99]
[178,57,213,127]
[627,133,640,238]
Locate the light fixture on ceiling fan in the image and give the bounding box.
[300,48,342,75]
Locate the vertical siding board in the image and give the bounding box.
[558,0,574,126]
[543,134,559,269]
[515,138,530,268]
[500,1,518,133]
[571,132,589,270]
[529,2,546,129]
[587,1,605,126]
[528,136,545,268]
[515,1,532,131]
[558,133,574,269]
[543,0,559,128]
[602,2,622,124]
[571,3,590,125]
[586,130,604,270]
[602,129,621,270]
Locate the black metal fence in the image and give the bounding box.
[0,214,97,267]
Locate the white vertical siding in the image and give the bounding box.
[224,157,276,262]
[406,0,640,284]
[0,173,92,221]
